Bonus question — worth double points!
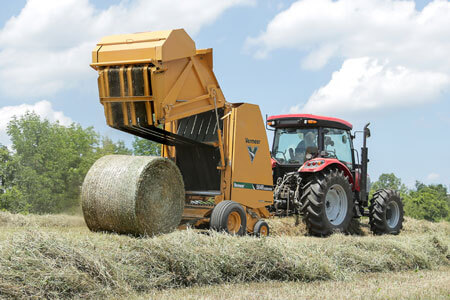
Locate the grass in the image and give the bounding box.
[0,212,448,299]
[0,211,86,228]
[141,267,450,300]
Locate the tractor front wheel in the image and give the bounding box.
[369,189,404,235]
[303,168,354,236]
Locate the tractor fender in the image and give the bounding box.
[271,157,277,169]
[299,158,354,188]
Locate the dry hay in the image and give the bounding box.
[267,216,307,236]
[268,216,370,237]
[0,211,85,228]
[0,212,448,299]
[81,155,184,236]
[0,225,448,299]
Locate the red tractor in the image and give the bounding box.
[267,114,404,236]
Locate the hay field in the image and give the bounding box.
[0,211,448,299]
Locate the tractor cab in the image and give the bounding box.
[268,114,354,182]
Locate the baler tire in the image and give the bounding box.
[369,189,404,235]
[303,168,354,236]
[210,200,247,236]
[253,220,270,237]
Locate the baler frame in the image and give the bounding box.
[89,29,273,235]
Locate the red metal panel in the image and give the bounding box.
[299,158,354,189]
[268,113,353,130]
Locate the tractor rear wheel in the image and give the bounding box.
[369,189,404,235]
[210,200,247,235]
[303,168,353,236]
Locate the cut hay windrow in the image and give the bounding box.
[0,227,448,299]
[81,155,185,236]
[0,212,85,228]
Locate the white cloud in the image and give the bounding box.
[247,0,450,116]
[0,100,72,146]
[290,57,450,116]
[0,0,253,98]
[426,172,440,182]
[247,0,450,72]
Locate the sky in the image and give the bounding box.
[0,0,448,189]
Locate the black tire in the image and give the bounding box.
[210,200,247,235]
[303,168,354,236]
[369,189,404,235]
[253,220,269,237]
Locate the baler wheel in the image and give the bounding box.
[210,201,247,235]
[369,189,404,235]
[253,220,270,237]
[303,168,353,236]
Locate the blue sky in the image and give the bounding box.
[0,0,448,189]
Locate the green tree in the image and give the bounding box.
[404,182,449,222]
[97,136,132,156]
[5,112,131,214]
[132,137,161,156]
[0,145,28,212]
[0,145,14,192]
[370,173,408,198]
[6,113,98,213]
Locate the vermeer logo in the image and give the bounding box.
[247,146,258,163]
[245,138,260,163]
[245,138,260,144]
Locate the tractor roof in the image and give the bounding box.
[267,114,352,130]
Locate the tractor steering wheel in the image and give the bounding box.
[275,150,287,162]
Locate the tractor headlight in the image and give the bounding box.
[301,159,325,170]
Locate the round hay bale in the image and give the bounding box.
[81,155,185,236]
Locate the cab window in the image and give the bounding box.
[323,128,352,165]
[272,128,318,164]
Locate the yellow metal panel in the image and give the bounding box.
[97,30,172,45]
[162,29,196,61]
[92,29,195,68]
[196,48,213,69]
[230,104,273,209]
[104,67,110,97]
[162,60,193,107]
[143,65,151,96]
[92,29,225,130]
[220,105,233,201]
[126,66,137,126]
[126,66,133,96]
[92,45,102,64]
[119,67,125,97]
[118,67,129,126]
[97,70,105,98]
[100,96,153,103]
[145,101,153,126]
[96,42,160,65]
[182,205,213,219]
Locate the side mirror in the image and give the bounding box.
[364,123,371,138]
[342,135,347,144]
[324,136,334,146]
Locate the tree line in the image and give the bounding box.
[0,113,448,222]
[0,113,159,214]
